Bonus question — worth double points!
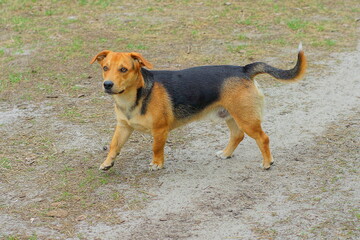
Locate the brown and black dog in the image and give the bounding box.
[90,44,306,171]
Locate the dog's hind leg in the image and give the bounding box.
[150,127,169,170]
[231,116,273,169]
[221,80,273,169]
[216,118,245,159]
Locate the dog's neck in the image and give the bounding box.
[113,68,154,119]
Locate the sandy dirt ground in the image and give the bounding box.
[1,43,359,239]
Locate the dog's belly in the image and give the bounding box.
[206,107,231,121]
[121,106,231,133]
[171,106,232,129]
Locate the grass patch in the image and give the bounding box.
[0,157,11,169]
[1,72,27,92]
[37,83,54,94]
[9,73,24,84]
[4,236,20,240]
[56,38,85,59]
[270,38,288,46]
[351,209,360,220]
[126,43,148,51]
[237,34,248,40]
[227,44,247,53]
[286,18,308,31]
[45,9,55,16]
[325,39,336,46]
[60,107,83,121]
[7,36,23,52]
[312,39,337,47]
[237,17,255,26]
[11,16,31,31]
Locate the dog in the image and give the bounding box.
[90,44,306,171]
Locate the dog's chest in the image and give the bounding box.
[126,115,151,133]
[114,100,151,133]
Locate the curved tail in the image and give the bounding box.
[244,43,307,82]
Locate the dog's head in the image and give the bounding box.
[90,51,153,95]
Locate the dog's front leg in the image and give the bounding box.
[149,128,169,171]
[99,124,134,171]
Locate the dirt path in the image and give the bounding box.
[72,45,360,239]
[1,44,359,239]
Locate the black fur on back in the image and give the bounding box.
[141,66,249,119]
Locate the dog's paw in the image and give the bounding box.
[262,163,271,170]
[216,150,232,159]
[262,159,274,170]
[99,162,114,171]
[149,162,164,171]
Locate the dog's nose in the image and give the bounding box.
[103,81,114,90]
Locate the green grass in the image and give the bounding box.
[71,85,83,91]
[237,34,248,40]
[4,236,20,240]
[29,234,38,240]
[311,39,337,47]
[227,44,246,53]
[60,38,85,58]
[60,108,82,120]
[5,233,39,240]
[9,73,24,83]
[45,9,55,16]
[37,83,54,94]
[351,209,360,220]
[126,43,148,51]
[111,191,123,201]
[324,39,336,46]
[11,16,31,31]
[270,38,288,46]
[61,165,75,173]
[286,18,308,31]
[98,38,108,43]
[7,36,23,51]
[237,17,255,26]
[78,169,110,190]
[0,157,11,169]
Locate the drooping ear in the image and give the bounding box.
[130,52,153,69]
[90,50,111,64]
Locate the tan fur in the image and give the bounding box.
[91,50,305,171]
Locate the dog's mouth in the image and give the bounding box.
[105,89,125,95]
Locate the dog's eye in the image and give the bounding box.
[120,67,128,73]
[103,66,109,71]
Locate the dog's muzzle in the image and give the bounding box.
[103,81,125,94]
[103,81,114,90]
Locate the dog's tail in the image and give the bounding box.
[244,43,307,82]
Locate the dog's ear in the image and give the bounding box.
[130,52,153,69]
[90,50,111,64]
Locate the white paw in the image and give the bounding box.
[99,162,114,171]
[262,164,271,170]
[149,162,164,171]
[261,157,275,169]
[216,150,232,159]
